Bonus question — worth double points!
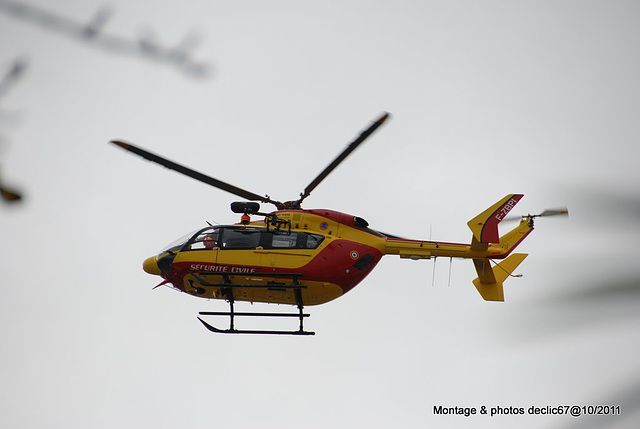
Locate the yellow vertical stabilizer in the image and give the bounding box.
[467,194,523,244]
[472,253,528,301]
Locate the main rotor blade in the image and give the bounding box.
[110,140,274,204]
[297,112,389,205]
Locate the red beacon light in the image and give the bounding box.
[240,213,250,225]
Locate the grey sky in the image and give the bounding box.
[1,1,639,428]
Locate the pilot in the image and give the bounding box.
[203,235,217,249]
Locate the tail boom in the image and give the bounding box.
[383,194,535,301]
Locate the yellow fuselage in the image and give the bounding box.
[143,207,533,306]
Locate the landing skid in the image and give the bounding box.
[197,314,314,335]
[196,278,315,335]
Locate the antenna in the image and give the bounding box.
[431,257,437,287]
[490,259,523,278]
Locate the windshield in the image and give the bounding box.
[160,226,219,253]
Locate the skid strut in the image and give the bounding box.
[196,275,315,335]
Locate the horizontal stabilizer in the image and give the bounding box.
[472,253,528,301]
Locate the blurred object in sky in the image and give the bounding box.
[0,167,21,203]
[510,185,640,337]
[0,58,27,203]
[584,185,637,216]
[560,376,640,429]
[0,0,211,79]
[0,56,27,100]
[1,185,21,202]
[0,56,27,128]
[528,275,640,337]
[504,186,640,428]
[568,184,640,225]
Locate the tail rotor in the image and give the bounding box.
[504,207,568,226]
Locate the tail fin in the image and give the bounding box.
[467,195,529,300]
[472,253,528,301]
[467,194,523,244]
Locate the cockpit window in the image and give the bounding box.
[190,229,220,250]
[161,229,199,253]
[161,227,219,252]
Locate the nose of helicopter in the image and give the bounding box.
[143,255,162,275]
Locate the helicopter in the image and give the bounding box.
[110,112,567,335]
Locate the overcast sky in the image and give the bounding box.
[1,1,639,428]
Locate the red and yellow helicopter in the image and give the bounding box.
[111,112,567,335]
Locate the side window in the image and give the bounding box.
[220,229,261,249]
[272,232,299,248]
[266,232,324,249]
